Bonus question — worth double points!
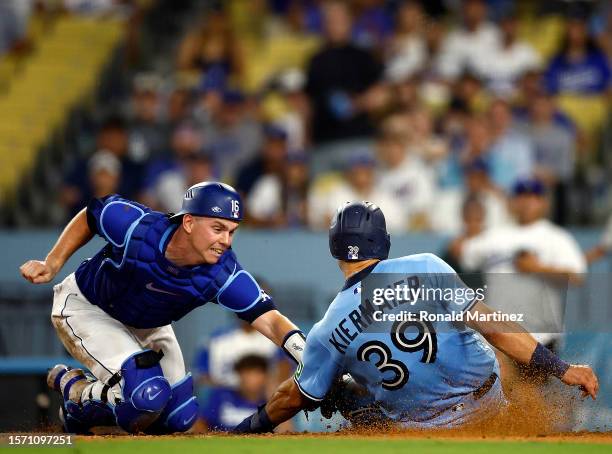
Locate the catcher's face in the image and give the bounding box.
[186,215,239,264]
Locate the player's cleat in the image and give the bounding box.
[46,365,116,434]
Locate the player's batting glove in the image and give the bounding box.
[282,330,306,365]
[233,404,275,434]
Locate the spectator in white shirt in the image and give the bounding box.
[431,157,511,235]
[384,1,427,82]
[308,154,404,232]
[435,0,500,81]
[456,178,586,355]
[474,13,541,97]
[246,153,310,228]
[376,132,436,230]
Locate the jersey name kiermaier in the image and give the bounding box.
[74,195,274,328]
[295,253,497,422]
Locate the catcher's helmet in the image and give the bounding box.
[329,201,390,262]
[170,181,242,222]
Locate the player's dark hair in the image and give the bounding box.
[234,354,268,373]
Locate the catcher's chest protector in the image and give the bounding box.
[77,213,236,328]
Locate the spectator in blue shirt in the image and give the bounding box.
[544,17,611,96]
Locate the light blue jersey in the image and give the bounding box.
[295,253,498,423]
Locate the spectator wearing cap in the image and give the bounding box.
[305,0,386,144]
[246,153,310,228]
[202,89,263,182]
[435,0,501,81]
[60,116,145,220]
[235,124,288,197]
[308,153,402,231]
[376,132,436,230]
[455,178,586,354]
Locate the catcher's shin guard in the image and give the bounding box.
[144,373,198,434]
[47,364,115,434]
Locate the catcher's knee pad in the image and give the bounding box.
[145,373,198,434]
[113,350,172,433]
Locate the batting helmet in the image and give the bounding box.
[170,181,243,222]
[329,201,390,262]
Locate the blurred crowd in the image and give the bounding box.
[57,0,612,232]
[0,0,135,57]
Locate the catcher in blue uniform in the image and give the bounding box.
[20,182,306,434]
[235,201,599,433]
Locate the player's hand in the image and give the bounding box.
[514,251,541,274]
[320,374,368,419]
[19,259,59,284]
[561,365,599,400]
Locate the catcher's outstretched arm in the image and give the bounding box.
[20,208,93,284]
[467,300,599,399]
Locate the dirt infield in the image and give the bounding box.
[60,431,611,446]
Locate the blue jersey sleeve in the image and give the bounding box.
[213,261,276,323]
[425,254,479,313]
[294,325,342,401]
[86,195,150,247]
